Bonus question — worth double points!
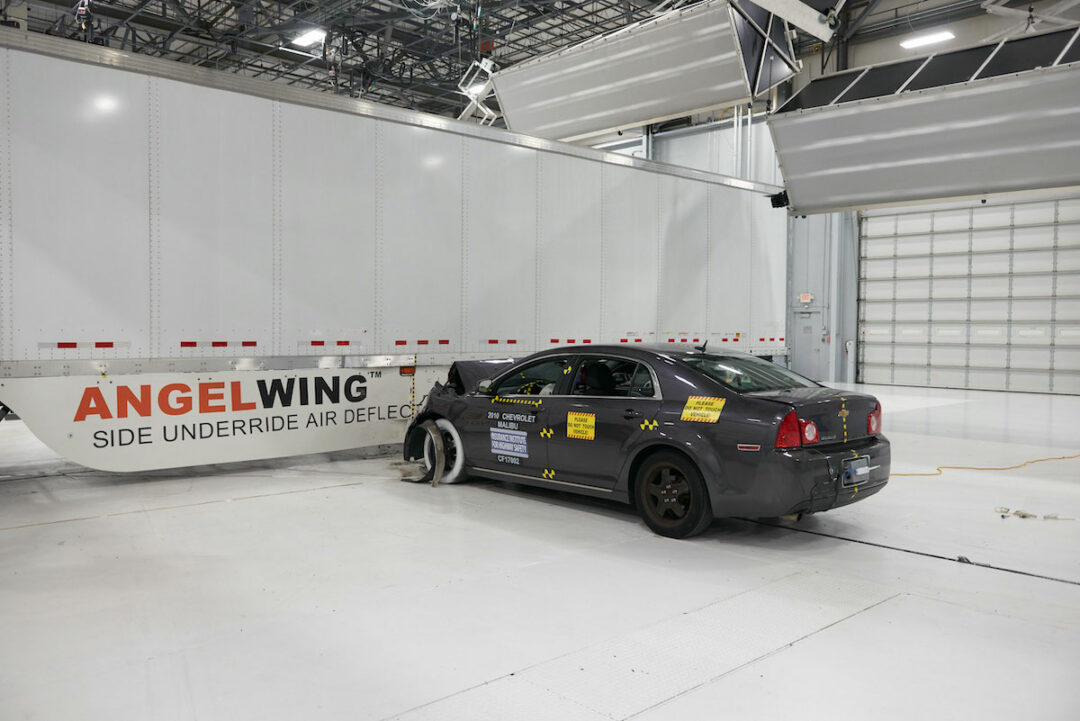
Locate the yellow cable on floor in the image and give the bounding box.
[892,453,1080,477]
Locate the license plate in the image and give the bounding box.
[841,456,870,487]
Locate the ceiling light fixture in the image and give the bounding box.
[900,30,955,49]
[93,95,117,113]
[293,28,327,48]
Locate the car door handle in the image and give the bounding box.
[623,409,642,419]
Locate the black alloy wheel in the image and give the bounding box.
[635,451,713,538]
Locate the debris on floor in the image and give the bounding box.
[995,507,1075,520]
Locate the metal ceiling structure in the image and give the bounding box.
[6,0,688,116]
[2,0,1070,119]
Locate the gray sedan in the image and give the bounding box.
[404,345,890,538]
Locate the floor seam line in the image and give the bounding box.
[374,674,517,721]
[373,572,807,721]
[741,518,1080,586]
[621,592,904,720]
[516,675,620,721]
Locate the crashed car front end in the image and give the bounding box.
[403,359,511,463]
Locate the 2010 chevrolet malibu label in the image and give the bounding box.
[404,345,890,538]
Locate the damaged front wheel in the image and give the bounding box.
[421,418,466,484]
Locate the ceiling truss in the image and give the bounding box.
[2,0,1067,118]
[6,0,676,115]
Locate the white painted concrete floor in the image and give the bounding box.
[1,385,1079,720]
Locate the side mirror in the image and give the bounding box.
[477,379,493,395]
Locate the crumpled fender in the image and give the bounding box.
[450,358,515,392]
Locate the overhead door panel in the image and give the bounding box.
[858,193,1080,394]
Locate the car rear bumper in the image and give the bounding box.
[708,435,891,518]
[785,435,890,516]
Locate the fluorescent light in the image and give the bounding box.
[293,28,327,48]
[93,95,117,113]
[900,30,955,49]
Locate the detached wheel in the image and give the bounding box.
[635,451,713,538]
[421,418,466,484]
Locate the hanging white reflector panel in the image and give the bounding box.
[768,27,1080,214]
[491,0,797,142]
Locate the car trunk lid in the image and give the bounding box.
[747,387,879,445]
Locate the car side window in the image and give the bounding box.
[572,358,639,397]
[630,364,655,398]
[492,357,572,396]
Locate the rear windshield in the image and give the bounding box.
[681,354,819,393]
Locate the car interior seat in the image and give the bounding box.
[582,363,616,396]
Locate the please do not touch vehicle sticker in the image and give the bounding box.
[680,396,726,423]
[566,412,596,440]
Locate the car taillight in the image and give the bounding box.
[800,419,819,444]
[775,411,801,450]
[867,401,882,435]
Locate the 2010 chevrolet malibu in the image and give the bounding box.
[403,345,890,538]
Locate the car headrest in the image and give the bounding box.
[584,363,615,392]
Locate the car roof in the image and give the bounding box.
[526,344,754,362]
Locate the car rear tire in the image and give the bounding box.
[421,418,466,484]
[634,451,713,538]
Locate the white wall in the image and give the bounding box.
[651,115,784,188]
[0,39,790,369]
[788,212,860,383]
[642,120,791,351]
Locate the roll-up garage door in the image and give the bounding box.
[858,194,1080,394]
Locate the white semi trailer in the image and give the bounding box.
[0,27,788,472]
